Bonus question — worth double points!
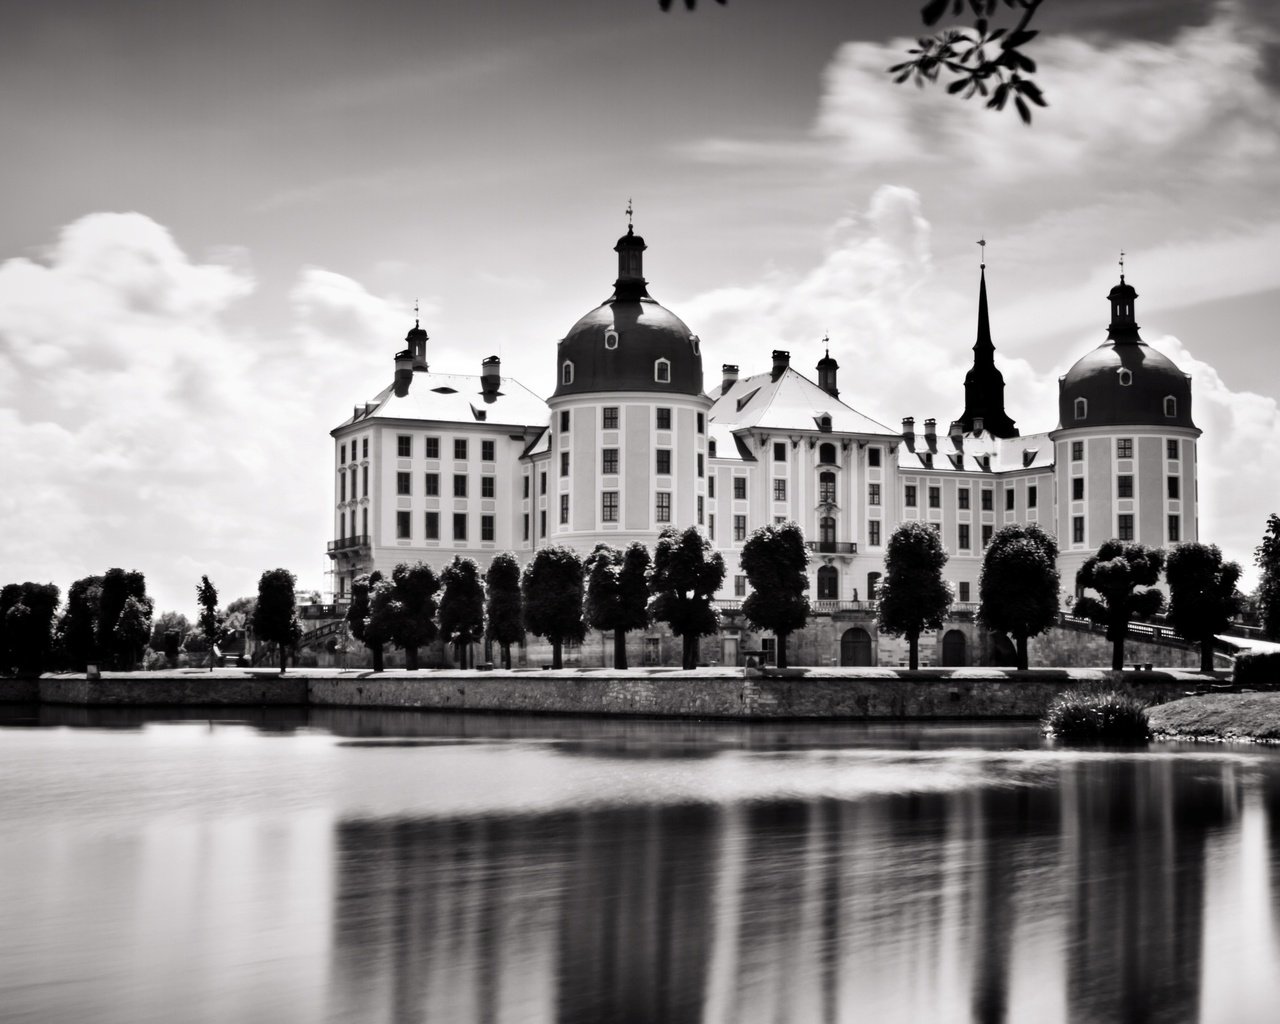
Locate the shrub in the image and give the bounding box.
[1233,650,1280,689]
[1044,686,1150,741]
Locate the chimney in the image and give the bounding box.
[948,420,964,450]
[771,350,790,381]
[923,418,937,451]
[481,355,501,402]
[393,350,413,398]
[902,416,915,451]
[721,363,739,393]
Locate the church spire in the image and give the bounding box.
[958,248,1017,438]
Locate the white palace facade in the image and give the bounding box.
[327,224,1199,667]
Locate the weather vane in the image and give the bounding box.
[626,198,634,229]
[1119,250,1125,280]
[822,332,830,356]
[414,298,420,326]
[978,237,986,269]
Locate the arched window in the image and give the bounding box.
[654,358,670,383]
[819,471,836,505]
[867,571,882,600]
[1117,368,1132,386]
[562,361,574,385]
[1164,395,1177,417]
[817,566,838,600]
[819,442,837,464]
[604,329,618,350]
[1074,397,1087,420]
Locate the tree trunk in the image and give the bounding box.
[614,629,628,670]
[908,633,919,671]
[683,635,697,670]
[405,646,418,670]
[502,642,511,670]
[1200,638,1215,674]
[777,633,789,670]
[1111,639,1124,671]
[372,644,384,673]
[1016,635,1029,671]
[279,645,287,674]
[552,639,562,670]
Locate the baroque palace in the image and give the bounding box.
[327,222,1199,668]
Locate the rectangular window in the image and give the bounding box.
[708,513,716,540]
[1071,441,1083,462]
[540,510,547,537]
[361,438,368,458]
[869,483,881,506]
[425,437,439,459]
[1167,476,1179,499]
[425,473,439,496]
[697,495,704,525]
[1167,439,1179,460]
[656,492,671,523]
[454,513,467,540]
[560,451,570,477]
[396,472,411,495]
[1118,513,1134,541]
[697,412,705,434]
[425,512,439,540]
[905,484,917,508]
[396,510,411,539]
[733,515,747,541]
[481,514,495,541]
[362,466,368,496]
[454,438,468,460]
[868,447,881,467]
[697,453,704,478]
[656,449,671,475]
[560,410,570,432]
[869,520,881,546]
[1028,485,1038,508]
[453,474,468,498]
[1168,514,1180,542]
[522,513,529,540]
[559,494,569,524]
[397,435,411,458]
[733,477,746,500]
[481,476,495,499]
[708,476,715,499]
[481,440,495,462]
[362,508,368,535]
[981,489,992,511]
[523,475,530,499]
[340,474,346,501]
[1072,478,1084,501]
[340,444,346,464]
[602,448,619,474]
[656,408,671,430]
[959,524,971,549]
[734,575,746,597]
[1117,475,1133,499]
[959,581,970,602]
[603,406,619,430]
[957,488,969,510]
[1117,438,1133,459]
[982,524,993,547]
[540,472,547,496]
[1005,489,1014,511]
[602,491,618,522]
[929,486,941,509]
[773,479,786,501]
[773,442,786,462]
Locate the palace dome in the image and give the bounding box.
[552,226,703,398]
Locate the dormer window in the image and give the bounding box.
[1074,397,1087,421]
[708,439,717,457]
[562,360,574,385]
[1117,368,1133,386]
[1164,395,1177,417]
[816,414,832,432]
[689,335,700,355]
[604,329,618,350]
[654,358,670,383]
[973,417,984,433]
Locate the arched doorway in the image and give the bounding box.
[817,565,838,600]
[840,628,872,666]
[941,629,967,667]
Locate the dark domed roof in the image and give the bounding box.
[1058,274,1195,430]
[552,226,704,398]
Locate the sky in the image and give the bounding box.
[1,0,1278,615]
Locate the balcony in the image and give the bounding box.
[326,534,371,558]
[806,540,857,554]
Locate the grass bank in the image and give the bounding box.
[1149,693,1280,742]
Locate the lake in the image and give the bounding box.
[1,705,1278,1023]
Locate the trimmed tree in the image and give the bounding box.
[2,583,60,676]
[650,525,726,670]
[346,571,386,672]
[97,569,153,670]
[148,611,192,653]
[878,521,951,671]
[1073,540,1166,671]
[439,557,486,668]
[58,575,104,671]
[114,596,152,671]
[374,561,440,669]
[485,552,524,669]
[1165,542,1242,674]
[0,584,21,674]
[252,568,303,674]
[521,545,586,670]
[584,543,652,670]
[195,575,225,671]
[740,522,810,669]
[978,523,1061,670]
[1257,513,1280,641]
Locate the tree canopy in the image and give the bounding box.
[650,525,726,670]
[1073,540,1165,671]
[370,561,440,669]
[522,546,586,669]
[252,568,302,673]
[439,557,486,668]
[485,552,524,669]
[978,523,1060,669]
[1256,513,1280,641]
[1166,542,1241,674]
[97,569,153,670]
[57,575,103,671]
[347,571,387,671]
[585,542,653,669]
[878,522,951,670]
[1,582,60,676]
[740,522,810,669]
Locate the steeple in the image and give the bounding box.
[612,200,650,301]
[1106,251,1140,343]
[958,244,1017,438]
[816,335,839,398]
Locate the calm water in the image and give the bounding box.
[2,707,1279,1024]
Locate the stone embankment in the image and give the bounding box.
[0,667,1213,720]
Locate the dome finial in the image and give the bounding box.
[1119,249,1125,283]
[823,332,829,359]
[626,197,633,235]
[414,297,420,329]
[977,236,987,270]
